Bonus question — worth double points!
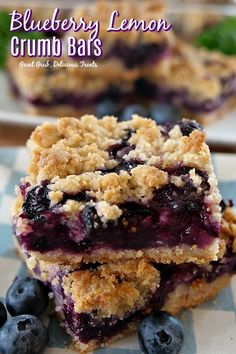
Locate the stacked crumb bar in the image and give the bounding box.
[13,115,236,353]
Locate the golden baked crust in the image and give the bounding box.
[161,274,231,315]
[25,242,219,266]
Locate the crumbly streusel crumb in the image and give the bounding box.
[96,201,122,221]
[27,115,212,184]
[23,115,221,225]
[62,259,159,319]
[27,115,212,183]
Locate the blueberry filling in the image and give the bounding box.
[26,84,130,108]
[177,120,203,136]
[102,138,137,173]
[101,158,139,175]
[61,192,93,205]
[23,181,50,219]
[162,120,203,137]
[71,312,139,344]
[135,77,236,114]
[17,165,219,255]
[107,141,135,159]
[81,206,98,237]
[107,41,170,68]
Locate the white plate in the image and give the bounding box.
[204,113,236,145]
[0,71,236,145]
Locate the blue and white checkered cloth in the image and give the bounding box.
[0,148,236,354]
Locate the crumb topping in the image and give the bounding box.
[48,165,168,206]
[147,39,236,102]
[62,259,159,319]
[15,115,222,224]
[28,115,211,182]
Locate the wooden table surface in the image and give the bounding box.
[0,124,33,146]
[0,122,236,153]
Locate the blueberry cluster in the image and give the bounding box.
[138,311,184,354]
[0,277,49,354]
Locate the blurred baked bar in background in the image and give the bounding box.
[138,40,236,124]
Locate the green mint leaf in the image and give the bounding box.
[0,10,46,69]
[196,17,236,55]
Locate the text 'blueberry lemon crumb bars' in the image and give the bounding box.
[13,115,222,265]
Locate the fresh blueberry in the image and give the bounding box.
[149,104,181,125]
[220,200,227,212]
[178,120,203,136]
[6,277,48,317]
[0,315,48,354]
[108,142,134,159]
[95,99,119,118]
[138,311,184,354]
[121,104,148,121]
[81,206,97,237]
[23,183,50,219]
[0,301,7,327]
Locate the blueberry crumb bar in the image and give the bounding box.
[13,115,222,265]
[29,259,160,354]
[138,40,236,124]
